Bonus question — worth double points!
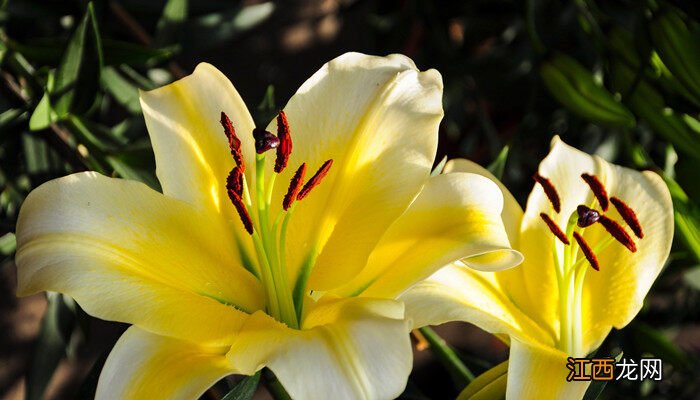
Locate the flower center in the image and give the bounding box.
[534,172,644,356]
[220,111,333,329]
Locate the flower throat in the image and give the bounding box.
[220,111,333,329]
[534,172,644,356]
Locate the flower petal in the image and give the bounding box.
[227,297,412,400]
[16,172,262,345]
[96,326,233,400]
[505,338,589,400]
[336,172,522,298]
[140,63,256,217]
[400,263,554,347]
[443,159,524,247]
[269,53,443,291]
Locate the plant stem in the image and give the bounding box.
[264,369,292,400]
[419,326,475,388]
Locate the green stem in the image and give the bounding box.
[419,326,475,387]
[264,369,292,400]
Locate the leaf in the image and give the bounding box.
[221,372,261,400]
[28,91,55,131]
[0,232,16,255]
[631,323,690,369]
[487,146,509,180]
[663,176,700,262]
[155,0,189,46]
[582,350,623,400]
[52,2,103,117]
[25,293,76,400]
[457,361,508,400]
[101,67,141,114]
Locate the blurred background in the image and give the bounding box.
[1,0,699,399]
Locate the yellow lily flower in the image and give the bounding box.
[401,137,674,399]
[15,53,522,400]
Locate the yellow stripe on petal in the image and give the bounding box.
[338,172,522,299]
[400,264,554,347]
[16,172,262,345]
[96,327,233,400]
[227,297,412,400]
[266,53,444,292]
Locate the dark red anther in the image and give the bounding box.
[573,232,599,271]
[533,173,561,213]
[227,189,254,235]
[598,215,636,252]
[581,173,609,211]
[253,128,280,154]
[297,160,333,201]
[283,163,306,210]
[540,213,570,245]
[275,111,292,173]
[220,112,245,173]
[576,205,600,228]
[610,196,644,239]
[227,167,244,197]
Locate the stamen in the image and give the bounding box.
[610,196,644,239]
[597,215,637,252]
[573,232,599,271]
[253,128,280,154]
[576,205,600,228]
[275,111,292,173]
[283,163,306,210]
[297,160,333,201]
[533,173,561,213]
[227,189,254,234]
[581,173,609,211]
[540,213,570,245]
[226,167,244,197]
[220,112,245,172]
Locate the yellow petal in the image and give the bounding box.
[443,159,524,247]
[337,172,522,298]
[140,63,256,218]
[505,338,589,400]
[268,53,444,291]
[227,297,412,400]
[400,263,554,347]
[16,172,262,345]
[96,327,233,400]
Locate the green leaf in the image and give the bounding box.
[221,372,261,400]
[487,146,509,180]
[52,2,103,117]
[582,350,623,400]
[155,0,189,46]
[663,176,700,262]
[101,67,141,114]
[0,232,16,255]
[25,293,76,400]
[631,323,690,369]
[457,360,507,400]
[28,91,55,131]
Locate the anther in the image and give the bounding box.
[581,173,609,211]
[297,160,333,201]
[227,167,244,197]
[597,215,637,252]
[275,111,292,173]
[610,196,644,239]
[253,128,280,154]
[540,213,570,245]
[533,173,561,213]
[283,163,306,210]
[220,112,245,172]
[573,232,599,271]
[227,189,254,235]
[576,205,600,228]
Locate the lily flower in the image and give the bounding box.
[15,53,522,400]
[401,137,673,399]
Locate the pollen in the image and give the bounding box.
[610,196,644,239]
[220,112,245,173]
[573,232,599,271]
[227,167,244,197]
[598,215,637,252]
[227,189,254,235]
[540,213,570,245]
[297,160,333,201]
[533,173,561,213]
[283,163,306,210]
[581,173,609,211]
[275,111,292,173]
